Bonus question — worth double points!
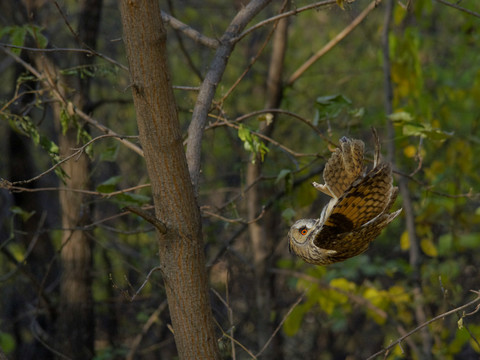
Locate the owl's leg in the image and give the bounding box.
[312,181,337,198]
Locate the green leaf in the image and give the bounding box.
[315,94,352,120]
[99,144,119,162]
[281,207,296,223]
[10,206,35,222]
[0,331,15,354]
[96,175,123,193]
[9,26,28,55]
[283,303,308,336]
[237,124,269,163]
[388,111,414,123]
[25,25,48,49]
[114,193,151,207]
[60,108,71,135]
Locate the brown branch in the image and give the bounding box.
[434,0,480,18]
[126,301,168,360]
[287,0,382,86]
[123,206,167,234]
[1,134,138,187]
[236,0,337,42]
[366,291,480,360]
[185,0,272,192]
[218,1,288,105]
[161,11,220,49]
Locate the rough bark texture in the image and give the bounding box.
[119,1,220,359]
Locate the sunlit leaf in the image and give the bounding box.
[400,230,410,250]
[420,238,438,257]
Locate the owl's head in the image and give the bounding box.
[288,218,337,265]
[288,219,316,258]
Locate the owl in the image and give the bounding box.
[288,136,402,265]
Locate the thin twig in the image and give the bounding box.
[130,266,163,302]
[236,0,337,42]
[434,0,480,18]
[52,0,127,70]
[126,301,168,360]
[0,47,144,156]
[255,291,305,357]
[366,291,480,360]
[2,134,136,186]
[287,0,382,85]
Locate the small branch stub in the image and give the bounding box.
[123,206,167,234]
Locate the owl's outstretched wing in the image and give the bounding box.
[314,137,365,199]
[313,207,402,263]
[313,163,398,250]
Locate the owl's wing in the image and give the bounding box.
[313,208,402,262]
[327,162,395,228]
[315,137,365,199]
[313,163,397,250]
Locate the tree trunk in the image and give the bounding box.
[55,0,103,357]
[246,7,289,358]
[119,1,220,359]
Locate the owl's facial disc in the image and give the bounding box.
[289,219,315,247]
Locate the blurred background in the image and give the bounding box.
[1,0,480,359]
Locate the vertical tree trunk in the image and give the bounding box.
[55,1,102,357]
[119,1,220,359]
[246,8,289,358]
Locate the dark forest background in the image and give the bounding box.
[1,0,480,359]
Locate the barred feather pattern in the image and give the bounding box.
[288,136,402,265]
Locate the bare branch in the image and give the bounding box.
[161,11,219,49]
[287,0,382,86]
[434,0,480,18]
[123,206,167,234]
[185,0,272,192]
[366,291,480,360]
[237,0,337,42]
[1,134,137,186]
[126,301,168,360]
[255,291,305,357]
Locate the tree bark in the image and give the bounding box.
[119,1,220,359]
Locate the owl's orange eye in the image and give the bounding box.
[300,227,308,235]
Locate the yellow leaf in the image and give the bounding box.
[330,277,356,293]
[403,145,416,158]
[420,238,438,257]
[336,0,345,10]
[400,230,410,250]
[458,317,464,329]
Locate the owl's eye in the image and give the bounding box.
[300,227,308,236]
